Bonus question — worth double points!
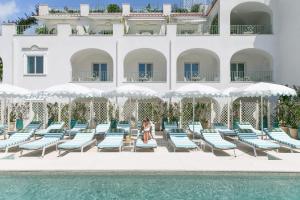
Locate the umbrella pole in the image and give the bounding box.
[58,102,61,122]
[136,99,139,124]
[68,98,72,129]
[227,99,230,128]
[90,99,94,128]
[107,100,110,123]
[261,96,264,138]
[179,100,182,128]
[1,98,4,124]
[193,97,195,139]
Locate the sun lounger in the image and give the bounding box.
[188,122,203,138]
[19,129,65,157]
[238,122,264,136]
[237,129,280,156]
[26,121,42,131]
[67,122,88,136]
[134,130,157,152]
[95,123,110,135]
[117,121,130,134]
[58,129,96,155]
[201,129,236,156]
[0,124,6,135]
[0,129,34,153]
[97,129,125,152]
[35,122,65,137]
[264,128,300,152]
[164,122,178,132]
[212,123,237,137]
[168,129,198,152]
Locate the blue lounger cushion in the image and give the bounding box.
[98,136,123,149]
[188,122,203,135]
[20,132,64,150]
[35,122,65,136]
[213,123,237,136]
[238,122,263,136]
[202,129,236,149]
[95,124,110,135]
[170,136,198,149]
[58,131,95,150]
[135,139,157,149]
[68,123,88,136]
[238,129,279,149]
[0,129,34,149]
[265,128,300,149]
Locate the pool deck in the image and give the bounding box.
[0,135,300,172]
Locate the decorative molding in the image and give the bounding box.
[22,45,48,52]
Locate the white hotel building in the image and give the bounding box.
[0,0,299,93]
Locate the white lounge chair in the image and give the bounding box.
[19,130,65,157]
[58,129,96,155]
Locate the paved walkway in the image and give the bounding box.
[0,135,299,172]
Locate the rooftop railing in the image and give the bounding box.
[231,25,272,35]
[231,71,273,82]
[49,8,80,14]
[16,25,57,35]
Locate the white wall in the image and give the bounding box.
[71,49,113,81]
[177,49,219,81]
[278,0,300,86]
[0,0,289,92]
[123,48,167,82]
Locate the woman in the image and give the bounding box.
[142,118,152,143]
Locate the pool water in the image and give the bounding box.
[0,172,300,200]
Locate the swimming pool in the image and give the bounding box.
[0,172,299,200]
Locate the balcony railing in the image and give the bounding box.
[177,25,219,36]
[178,72,220,82]
[231,71,273,82]
[71,28,113,36]
[124,72,166,82]
[125,32,166,36]
[230,25,272,35]
[72,71,112,82]
[16,25,57,35]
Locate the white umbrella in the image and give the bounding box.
[39,83,92,98]
[104,85,159,124]
[104,85,158,99]
[37,83,93,127]
[230,82,297,132]
[0,84,31,125]
[165,84,222,135]
[230,82,296,97]
[0,84,30,98]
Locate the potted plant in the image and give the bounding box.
[9,104,17,131]
[277,95,291,133]
[288,104,300,139]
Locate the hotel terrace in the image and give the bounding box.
[0,0,298,155]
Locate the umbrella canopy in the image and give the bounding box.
[104,85,159,99]
[222,87,238,97]
[38,83,92,99]
[0,84,31,98]
[230,82,296,97]
[165,84,222,98]
[90,88,103,98]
